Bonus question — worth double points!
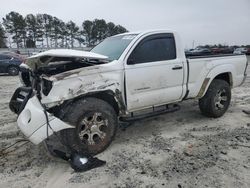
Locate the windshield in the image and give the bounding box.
[91,34,137,61]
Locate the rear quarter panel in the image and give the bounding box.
[187,55,247,98]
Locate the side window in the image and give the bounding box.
[128,34,176,64]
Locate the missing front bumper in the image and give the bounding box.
[9,88,74,144]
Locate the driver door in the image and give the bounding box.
[125,33,184,111]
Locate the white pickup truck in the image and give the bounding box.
[10,30,248,155]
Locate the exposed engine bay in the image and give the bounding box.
[12,49,110,116]
[20,57,107,85]
[35,57,107,76]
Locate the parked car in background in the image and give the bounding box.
[211,47,234,54]
[246,48,250,55]
[0,54,23,75]
[0,51,25,61]
[233,48,248,55]
[184,49,194,56]
[186,48,212,56]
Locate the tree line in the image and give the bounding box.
[0,11,128,48]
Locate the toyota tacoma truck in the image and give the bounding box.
[9,30,248,155]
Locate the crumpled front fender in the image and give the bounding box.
[41,69,124,109]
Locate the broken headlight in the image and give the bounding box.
[42,78,53,96]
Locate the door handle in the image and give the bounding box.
[172,66,183,70]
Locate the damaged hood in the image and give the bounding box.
[25,49,108,70]
[31,49,108,59]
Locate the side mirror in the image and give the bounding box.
[127,58,135,65]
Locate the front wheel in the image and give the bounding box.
[8,66,19,76]
[60,97,118,155]
[199,79,231,118]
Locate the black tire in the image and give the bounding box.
[8,66,19,76]
[43,134,68,158]
[60,97,118,155]
[199,79,231,118]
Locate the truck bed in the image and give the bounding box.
[186,54,247,99]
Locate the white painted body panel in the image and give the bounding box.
[187,55,247,98]
[124,59,184,111]
[16,30,248,144]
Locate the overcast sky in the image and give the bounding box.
[1,0,250,48]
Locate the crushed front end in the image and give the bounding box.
[9,49,111,145]
[9,49,119,146]
[9,83,73,144]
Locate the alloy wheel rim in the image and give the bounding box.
[214,89,227,110]
[10,68,17,74]
[78,112,108,146]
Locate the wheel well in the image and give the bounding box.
[50,91,121,118]
[214,72,232,86]
[197,72,232,98]
[89,91,120,115]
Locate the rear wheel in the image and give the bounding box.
[60,97,118,155]
[199,79,231,118]
[8,66,19,76]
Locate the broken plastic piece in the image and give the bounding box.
[53,150,106,172]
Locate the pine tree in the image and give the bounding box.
[82,19,128,47]
[92,19,107,44]
[40,14,53,48]
[0,23,7,48]
[82,20,93,47]
[25,14,43,47]
[50,17,65,48]
[66,21,79,48]
[2,11,26,48]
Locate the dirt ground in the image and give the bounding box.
[0,56,250,188]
